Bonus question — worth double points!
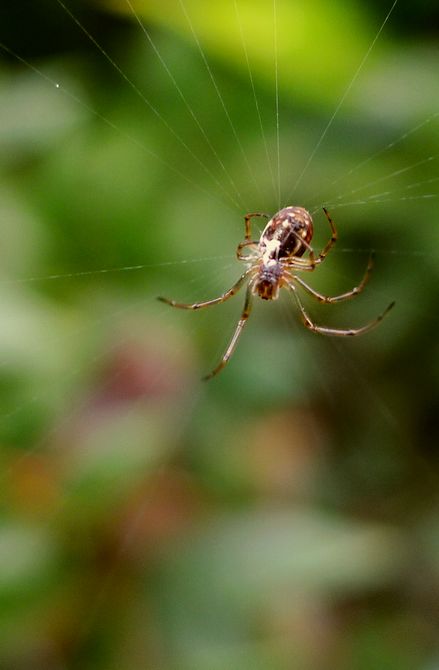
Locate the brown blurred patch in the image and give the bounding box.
[6,453,61,519]
[113,469,204,558]
[244,407,326,499]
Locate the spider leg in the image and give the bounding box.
[289,254,374,303]
[313,207,338,264]
[282,208,338,270]
[279,231,317,271]
[244,212,270,241]
[282,261,316,272]
[286,282,395,336]
[203,286,253,380]
[237,240,258,261]
[158,269,252,310]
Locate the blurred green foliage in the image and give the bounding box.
[0,1,438,668]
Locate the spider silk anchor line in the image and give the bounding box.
[159,207,395,380]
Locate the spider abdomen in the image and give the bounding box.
[259,206,314,260]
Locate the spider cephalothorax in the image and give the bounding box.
[159,206,394,380]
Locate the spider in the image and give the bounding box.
[158,206,395,380]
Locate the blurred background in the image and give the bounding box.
[0,0,438,668]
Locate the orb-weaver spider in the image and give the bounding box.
[159,207,395,380]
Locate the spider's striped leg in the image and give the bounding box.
[289,207,337,267]
[314,207,338,264]
[295,231,317,268]
[286,282,395,336]
[289,254,375,303]
[273,231,318,271]
[282,260,316,272]
[203,286,253,380]
[244,212,270,241]
[281,232,318,271]
[236,240,258,260]
[158,269,251,310]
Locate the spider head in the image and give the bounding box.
[253,263,282,300]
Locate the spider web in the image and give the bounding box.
[1,0,436,549]
[0,0,438,665]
